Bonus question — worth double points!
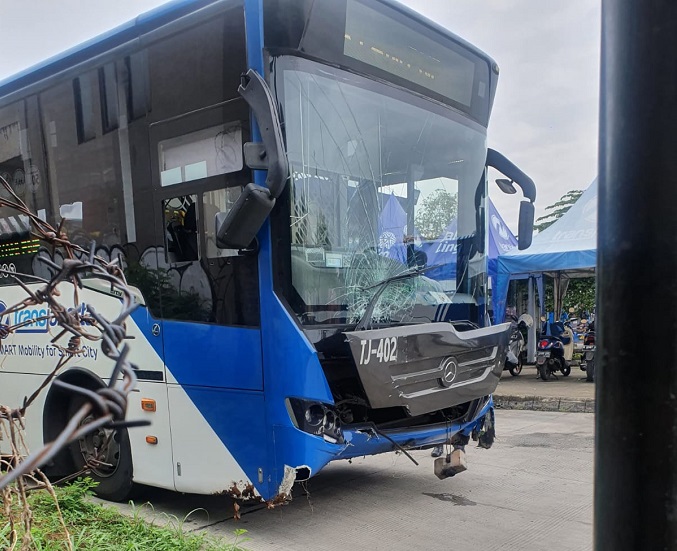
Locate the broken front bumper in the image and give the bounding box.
[267,398,494,502]
[344,322,511,416]
[335,396,495,460]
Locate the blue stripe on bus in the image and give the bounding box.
[161,321,263,390]
[132,304,334,499]
[131,307,269,493]
[130,308,263,390]
[177,385,269,481]
[130,308,164,359]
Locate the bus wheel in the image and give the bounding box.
[67,397,135,502]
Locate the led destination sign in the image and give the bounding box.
[344,0,479,108]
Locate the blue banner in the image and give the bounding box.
[377,194,408,263]
[420,218,458,281]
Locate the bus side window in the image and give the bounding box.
[73,73,96,144]
[203,187,242,258]
[142,4,258,327]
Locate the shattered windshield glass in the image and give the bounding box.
[275,56,488,326]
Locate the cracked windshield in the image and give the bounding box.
[277,56,488,326]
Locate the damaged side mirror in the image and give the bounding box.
[216,69,289,250]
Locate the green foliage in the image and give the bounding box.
[562,278,596,314]
[543,277,596,315]
[534,189,583,233]
[415,189,458,239]
[1,478,248,551]
[125,261,210,322]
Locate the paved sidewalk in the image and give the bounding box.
[493,365,596,412]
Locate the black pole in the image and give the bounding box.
[597,2,677,549]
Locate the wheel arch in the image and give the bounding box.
[42,367,106,477]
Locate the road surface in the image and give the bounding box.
[106,410,594,550]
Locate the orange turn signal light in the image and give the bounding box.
[145,436,158,445]
[141,398,156,412]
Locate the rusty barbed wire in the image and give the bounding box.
[0,174,146,549]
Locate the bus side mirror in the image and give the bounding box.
[215,184,275,249]
[495,178,517,194]
[216,69,289,250]
[518,200,535,250]
[487,149,536,202]
[486,149,537,251]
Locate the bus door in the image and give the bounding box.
[147,104,268,493]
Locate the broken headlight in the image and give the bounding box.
[286,398,344,444]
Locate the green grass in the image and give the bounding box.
[1,479,248,550]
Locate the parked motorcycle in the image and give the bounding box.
[503,314,532,376]
[579,321,596,382]
[536,321,575,380]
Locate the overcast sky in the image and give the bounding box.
[0,0,600,230]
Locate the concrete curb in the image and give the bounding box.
[494,394,595,413]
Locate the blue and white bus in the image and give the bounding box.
[0,0,536,502]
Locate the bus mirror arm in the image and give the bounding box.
[238,69,289,199]
[486,148,536,250]
[215,70,289,250]
[486,149,536,202]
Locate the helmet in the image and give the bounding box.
[517,313,534,328]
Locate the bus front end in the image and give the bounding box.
[250,0,535,500]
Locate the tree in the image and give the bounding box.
[415,189,457,239]
[534,189,596,314]
[543,277,596,315]
[564,278,596,314]
[534,189,583,233]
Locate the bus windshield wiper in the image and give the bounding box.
[354,264,443,331]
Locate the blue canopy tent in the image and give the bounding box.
[493,178,598,328]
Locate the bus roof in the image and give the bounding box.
[0,0,209,97]
[0,0,495,98]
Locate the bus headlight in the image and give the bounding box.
[286,398,343,444]
[305,404,325,427]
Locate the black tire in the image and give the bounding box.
[67,397,135,502]
[561,364,571,377]
[586,359,595,382]
[538,363,550,381]
[508,356,523,376]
